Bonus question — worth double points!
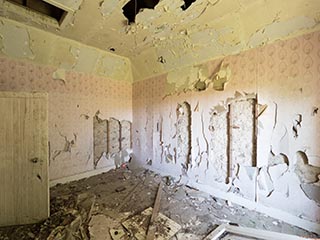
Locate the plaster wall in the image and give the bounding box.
[0,56,132,180]
[132,31,320,226]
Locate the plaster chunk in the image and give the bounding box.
[270,123,289,156]
[232,165,258,201]
[268,151,289,166]
[257,167,274,197]
[211,62,231,91]
[295,151,320,183]
[268,164,288,182]
[52,68,66,83]
[89,214,120,239]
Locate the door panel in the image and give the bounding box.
[0,92,48,226]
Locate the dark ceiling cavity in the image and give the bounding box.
[181,0,197,10]
[7,0,66,22]
[122,0,160,24]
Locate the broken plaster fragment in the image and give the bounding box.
[257,104,268,118]
[100,0,118,17]
[268,151,289,166]
[292,114,302,138]
[110,228,127,239]
[257,167,274,197]
[232,165,258,201]
[312,107,318,116]
[269,163,288,182]
[211,62,231,91]
[158,56,166,64]
[295,151,320,183]
[52,68,66,84]
[194,80,207,91]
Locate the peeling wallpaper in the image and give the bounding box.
[0,57,132,180]
[0,18,133,82]
[132,31,320,225]
[1,0,320,81]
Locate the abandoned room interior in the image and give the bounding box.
[0,0,320,239]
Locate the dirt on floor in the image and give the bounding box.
[0,168,318,240]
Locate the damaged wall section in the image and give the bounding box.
[176,102,191,172]
[132,31,320,229]
[0,55,133,180]
[93,115,132,169]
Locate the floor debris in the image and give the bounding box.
[0,168,318,240]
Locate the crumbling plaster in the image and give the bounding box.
[1,0,320,81]
[132,31,320,230]
[0,17,133,82]
[0,56,133,180]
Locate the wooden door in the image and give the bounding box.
[0,92,49,226]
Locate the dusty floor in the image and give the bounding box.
[0,168,318,240]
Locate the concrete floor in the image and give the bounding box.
[0,168,318,239]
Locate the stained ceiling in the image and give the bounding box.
[1,0,320,81]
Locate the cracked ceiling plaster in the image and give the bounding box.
[1,0,320,81]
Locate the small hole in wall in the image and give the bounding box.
[157,56,166,64]
[122,0,160,24]
[181,0,197,10]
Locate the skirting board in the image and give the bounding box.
[188,181,320,235]
[203,224,307,240]
[50,165,114,187]
[145,165,320,235]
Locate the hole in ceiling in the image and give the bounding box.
[122,0,160,24]
[181,0,196,10]
[7,0,66,22]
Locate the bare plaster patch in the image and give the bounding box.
[100,0,119,17]
[0,21,34,59]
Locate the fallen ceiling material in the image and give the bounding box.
[1,168,317,239]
